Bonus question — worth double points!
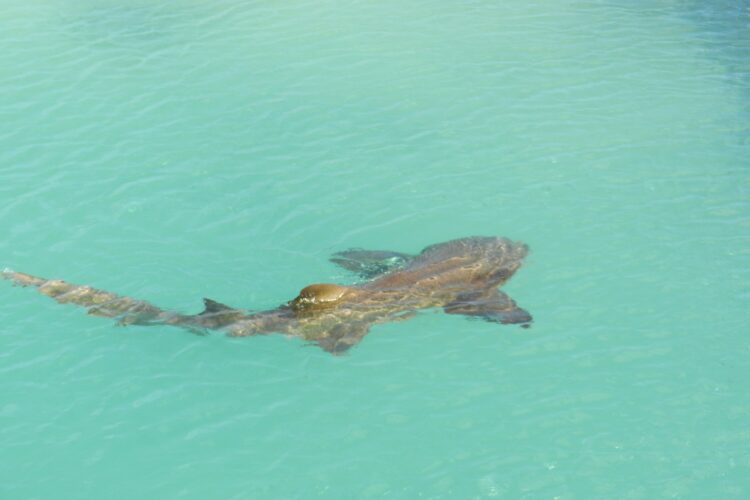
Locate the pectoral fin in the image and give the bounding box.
[444,289,532,327]
[329,249,413,279]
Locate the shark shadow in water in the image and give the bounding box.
[2,236,532,354]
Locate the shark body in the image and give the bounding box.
[3,236,531,354]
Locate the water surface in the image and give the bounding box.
[1,0,748,498]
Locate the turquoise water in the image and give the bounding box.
[1,0,749,497]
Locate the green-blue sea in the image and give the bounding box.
[1,1,749,498]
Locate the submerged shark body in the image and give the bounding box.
[3,236,531,354]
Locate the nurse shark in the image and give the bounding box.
[2,236,532,354]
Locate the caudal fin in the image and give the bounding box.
[2,270,165,323]
[3,269,46,287]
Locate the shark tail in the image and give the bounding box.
[3,268,45,287]
[2,270,236,336]
[2,269,166,325]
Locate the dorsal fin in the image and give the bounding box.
[201,298,234,315]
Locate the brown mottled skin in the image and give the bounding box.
[2,236,531,354]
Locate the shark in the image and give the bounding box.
[2,236,532,354]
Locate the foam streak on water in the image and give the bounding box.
[1,0,749,498]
